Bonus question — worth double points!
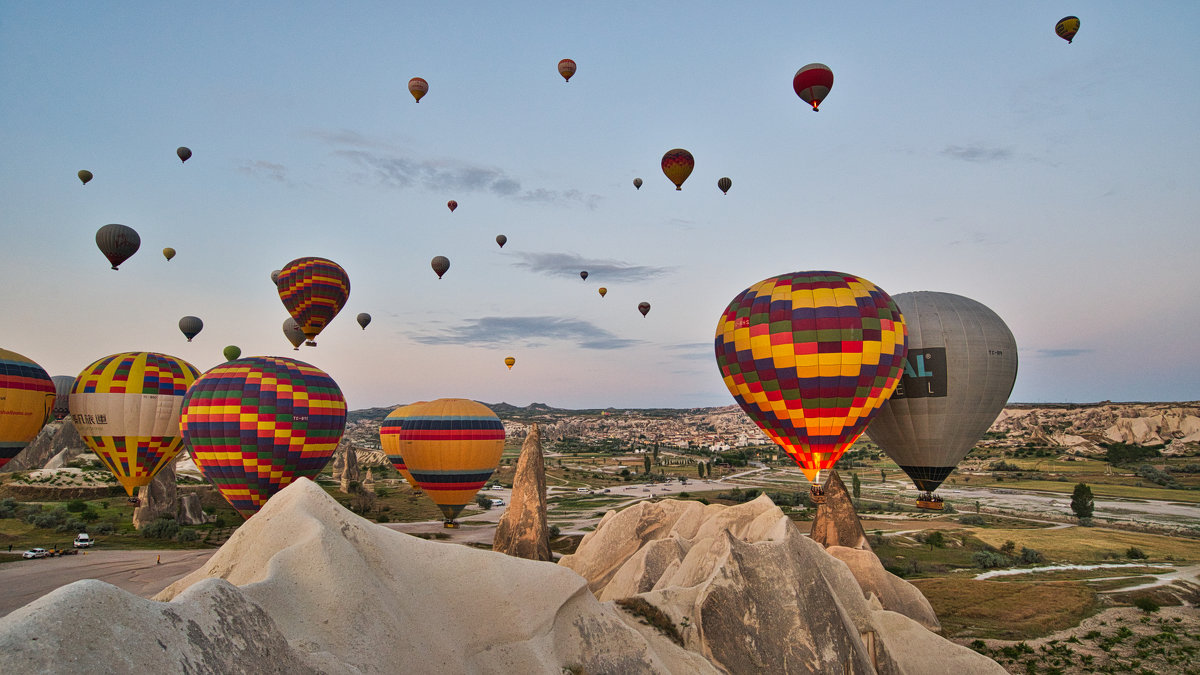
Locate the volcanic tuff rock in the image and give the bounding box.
[494,423,552,561]
[337,441,359,493]
[826,545,940,632]
[1,419,87,473]
[809,469,871,551]
[559,495,1003,674]
[133,460,178,529]
[986,403,1200,457]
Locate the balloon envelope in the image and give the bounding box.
[661,149,694,190]
[580,271,588,281]
[793,63,834,111]
[865,292,1018,493]
[718,177,732,194]
[496,234,507,248]
[270,269,281,285]
[179,316,203,342]
[638,301,650,317]
[69,352,199,496]
[177,146,192,162]
[77,170,93,185]
[95,224,140,270]
[50,375,74,421]
[431,255,450,279]
[409,77,428,102]
[181,356,346,518]
[633,178,643,190]
[223,345,241,361]
[0,349,55,469]
[277,257,351,346]
[558,58,577,82]
[598,287,607,298]
[283,318,305,350]
[1056,16,1080,43]
[504,356,515,370]
[447,200,457,212]
[399,399,505,523]
[715,271,908,482]
[357,312,371,330]
[379,402,428,491]
[162,247,176,261]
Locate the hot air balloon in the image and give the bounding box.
[0,349,55,469]
[431,255,450,279]
[496,234,507,248]
[399,398,504,527]
[283,318,305,350]
[558,59,577,82]
[793,63,834,111]
[78,170,93,185]
[598,287,607,298]
[163,247,176,261]
[69,352,199,500]
[357,312,372,330]
[277,257,351,346]
[865,292,1018,509]
[181,356,347,518]
[447,200,457,212]
[661,149,694,190]
[638,301,651,317]
[633,178,643,190]
[580,271,589,281]
[95,224,140,270]
[409,77,429,102]
[51,375,74,420]
[179,316,203,342]
[718,177,732,194]
[177,147,192,163]
[223,345,241,361]
[1055,16,1080,43]
[504,356,515,370]
[270,269,281,285]
[715,271,907,489]
[380,402,428,491]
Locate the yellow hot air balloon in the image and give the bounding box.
[399,399,505,527]
[504,356,515,370]
[69,352,200,500]
[409,77,429,102]
[0,349,56,469]
[380,402,428,491]
[598,287,607,298]
[1055,16,1080,44]
[661,149,694,190]
[162,247,176,261]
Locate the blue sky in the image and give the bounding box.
[2,2,1198,409]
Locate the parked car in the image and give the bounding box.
[73,533,94,548]
[489,498,505,507]
[22,548,47,559]
[576,487,589,493]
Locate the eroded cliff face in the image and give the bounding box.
[986,403,1200,456]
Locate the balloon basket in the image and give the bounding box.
[916,493,944,511]
[443,520,459,529]
[127,497,140,506]
[809,485,826,505]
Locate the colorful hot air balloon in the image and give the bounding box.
[69,352,200,498]
[1055,16,1080,44]
[223,345,241,361]
[638,301,651,317]
[0,349,55,469]
[793,63,834,111]
[162,247,176,261]
[661,149,694,190]
[180,356,347,518]
[95,224,140,270]
[580,271,589,281]
[77,170,93,185]
[283,318,305,350]
[598,287,607,298]
[409,77,429,102]
[633,178,643,190]
[50,375,74,421]
[178,316,203,342]
[399,398,505,527]
[865,292,1018,508]
[277,257,351,346]
[496,234,507,248]
[504,356,516,370]
[270,269,281,285]
[715,271,907,484]
[380,402,428,491]
[177,146,192,163]
[558,58,577,82]
[718,177,732,194]
[447,200,458,212]
[431,255,450,279]
[357,312,372,330]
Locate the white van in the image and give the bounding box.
[73,533,93,548]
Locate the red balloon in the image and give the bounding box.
[793,63,834,112]
[447,200,458,212]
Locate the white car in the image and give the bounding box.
[74,533,94,548]
[576,487,589,493]
[489,498,505,507]
[22,548,47,559]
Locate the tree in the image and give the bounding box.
[643,454,651,474]
[697,462,704,479]
[1070,482,1094,523]
[879,469,886,484]
[851,473,861,499]
[926,530,945,550]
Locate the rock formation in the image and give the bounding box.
[810,469,871,551]
[1,419,87,473]
[132,460,178,530]
[559,495,1003,674]
[363,468,375,489]
[493,423,551,561]
[178,492,207,526]
[338,443,360,494]
[826,545,941,631]
[329,443,345,482]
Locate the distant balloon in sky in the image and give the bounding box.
[283,318,305,350]
[0,348,55,469]
[598,287,607,298]
[178,316,203,342]
[661,149,694,191]
[95,224,140,270]
[580,271,589,281]
[277,257,350,347]
[504,356,515,370]
[77,170,93,185]
[162,247,176,261]
[50,375,74,421]
[176,146,192,163]
[633,178,643,190]
[270,269,281,285]
[717,177,732,194]
[357,312,371,330]
[496,234,507,248]
[223,345,241,361]
[409,77,428,102]
[793,63,833,111]
[1055,16,1080,43]
[431,255,450,279]
[447,200,457,212]
[638,301,651,317]
[558,59,577,82]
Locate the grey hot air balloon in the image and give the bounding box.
[496,234,507,248]
[431,255,450,279]
[865,291,1018,508]
[717,176,732,194]
[179,316,204,342]
[95,224,141,270]
[283,318,305,350]
[633,178,643,190]
[270,269,281,285]
[357,312,372,330]
[51,376,75,420]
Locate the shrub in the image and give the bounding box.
[972,551,1010,569]
[548,524,561,537]
[1001,540,1017,554]
[615,597,684,646]
[141,518,181,539]
[66,500,88,513]
[91,521,117,534]
[958,514,986,526]
[1020,547,1045,564]
[474,494,492,509]
[1132,596,1160,613]
[177,529,201,543]
[1126,546,1148,560]
[0,498,17,518]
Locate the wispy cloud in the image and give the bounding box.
[509,251,672,282]
[238,160,290,184]
[941,143,1014,163]
[948,230,1007,247]
[664,342,715,361]
[411,316,643,350]
[1036,348,1092,358]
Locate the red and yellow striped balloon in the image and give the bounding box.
[0,348,55,469]
[380,401,427,491]
[276,256,351,347]
[661,148,694,190]
[715,271,907,482]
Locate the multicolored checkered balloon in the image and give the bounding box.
[715,271,908,483]
[180,356,346,518]
[276,256,350,347]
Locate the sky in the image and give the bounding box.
[2,2,1198,410]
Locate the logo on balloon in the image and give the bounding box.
[892,348,947,399]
